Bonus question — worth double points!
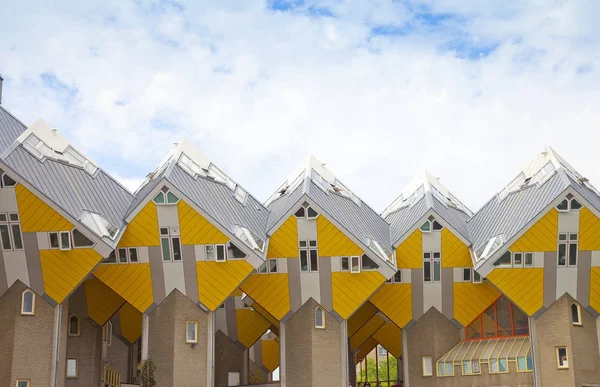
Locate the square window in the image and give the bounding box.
[299,240,307,248]
[9,213,19,222]
[0,213,6,221]
[160,227,169,235]
[309,240,317,247]
[433,252,441,259]
[422,356,433,376]
[559,233,567,241]
[570,233,578,241]
[66,357,78,378]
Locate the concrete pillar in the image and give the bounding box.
[279,321,287,387]
[402,329,409,387]
[529,317,542,387]
[141,313,149,361]
[50,302,68,387]
[397,357,403,383]
[207,311,215,387]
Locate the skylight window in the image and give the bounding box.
[234,186,247,204]
[22,134,98,175]
[382,185,425,218]
[498,162,556,200]
[234,225,265,252]
[80,211,119,240]
[475,235,504,262]
[367,238,392,263]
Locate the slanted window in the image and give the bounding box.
[299,240,318,272]
[16,380,30,387]
[517,356,534,372]
[350,256,360,273]
[315,307,325,329]
[423,252,441,283]
[556,346,568,369]
[258,262,268,274]
[572,303,582,326]
[68,315,80,336]
[558,233,578,267]
[72,229,94,247]
[66,357,78,378]
[557,199,569,212]
[0,172,17,188]
[0,213,23,251]
[393,270,402,283]
[432,220,443,230]
[493,251,512,267]
[227,242,247,259]
[341,257,349,271]
[473,270,482,283]
[422,356,433,376]
[186,321,198,343]
[570,198,582,210]
[557,196,583,212]
[21,289,35,315]
[153,189,179,205]
[160,227,182,261]
[103,250,117,263]
[361,254,379,271]
[466,296,529,339]
[420,221,431,232]
[294,203,319,219]
[269,258,278,273]
[294,207,305,218]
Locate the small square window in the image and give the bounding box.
[0,214,6,221]
[556,347,568,369]
[9,213,19,222]
[299,240,307,248]
[160,227,169,235]
[309,240,317,247]
[186,321,198,343]
[559,233,567,241]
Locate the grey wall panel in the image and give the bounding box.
[182,245,199,303]
[318,257,333,311]
[148,246,167,306]
[287,259,302,313]
[544,251,558,308]
[578,251,591,307]
[23,232,44,295]
[411,268,424,321]
[225,297,238,342]
[441,268,454,320]
[0,247,7,296]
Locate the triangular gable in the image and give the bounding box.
[15,185,72,231]
[316,215,362,256]
[509,208,558,252]
[118,201,159,247]
[267,215,298,258]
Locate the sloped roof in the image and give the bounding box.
[0,106,26,155]
[386,194,429,246]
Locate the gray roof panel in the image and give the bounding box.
[431,196,471,243]
[566,175,600,214]
[386,195,429,246]
[0,106,26,155]
[266,181,305,232]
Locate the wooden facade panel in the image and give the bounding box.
[196,260,253,311]
[509,209,558,252]
[240,273,291,321]
[316,216,363,257]
[369,283,412,329]
[267,216,298,258]
[15,185,72,232]
[396,229,422,269]
[94,263,154,312]
[441,228,472,268]
[487,268,544,316]
[453,282,501,327]
[332,271,385,320]
[178,201,229,245]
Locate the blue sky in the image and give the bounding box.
[1,0,599,211]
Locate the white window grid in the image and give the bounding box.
[115,247,139,264]
[558,233,578,267]
[299,240,319,272]
[423,252,441,283]
[160,227,182,262]
[0,213,23,251]
[205,244,227,262]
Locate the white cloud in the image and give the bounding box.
[1,0,599,212]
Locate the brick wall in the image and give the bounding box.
[0,282,17,386]
[65,320,101,387]
[570,299,600,386]
[149,290,175,386]
[214,330,245,387]
[106,332,131,384]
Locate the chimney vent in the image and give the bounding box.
[0,74,3,105]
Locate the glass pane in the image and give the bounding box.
[67,358,77,377]
[499,358,507,372]
[300,250,308,272]
[310,249,318,271]
[496,297,512,336]
[17,382,28,387]
[259,262,267,273]
[341,257,349,271]
[22,291,33,313]
[72,229,94,247]
[205,245,215,260]
[420,221,431,231]
[558,348,568,367]
[489,359,499,373]
[118,248,128,263]
[361,254,379,270]
[70,316,79,334]
[309,240,317,247]
[424,252,431,259]
[437,362,444,375]
[315,308,323,327]
[160,227,169,235]
[493,251,512,267]
[512,305,529,335]
[161,238,171,261]
[433,252,441,259]
[558,244,567,266]
[299,240,307,248]
[0,225,11,249]
[228,243,246,259]
[0,214,5,221]
[433,261,441,281]
[524,253,533,267]
[129,248,138,263]
[153,192,165,204]
[423,357,432,376]
[60,232,71,249]
[513,253,522,266]
[473,271,482,282]
[462,360,471,374]
[187,322,196,341]
[432,220,443,230]
[394,270,402,283]
[445,362,453,375]
[557,199,569,211]
[463,268,471,281]
[517,356,527,371]
[466,315,481,338]
[559,233,567,241]
[9,213,19,221]
[269,259,277,273]
[104,250,117,263]
[571,304,580,324]
[570,233,578,241]
[351,256,360,272]
[307,207,318,218]
[569,243,577,266]
[11,224,23,249]
[294,207,305,218]
[167,191,179,204]
[214,243,224,262]
[570,198,582,209]
[3,174,16,186]
[527,357,533,370]
[423,262,431,282]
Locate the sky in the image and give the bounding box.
[1,0,599,213]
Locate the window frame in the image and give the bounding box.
[558,233,578,267]
[15,380,30,387]
[59,230,72,251]
[350,256,360,273]
[341,256,349,271]
[160,227,182,262]
[1,172,18,188]
[571,303,582,326]
[66,357,78,378]
[68,314,81,336]
[422,356,433,377]
[215,244,227,262]
[153,189,180,205]
[423,251,441,283]
[315,307,326,329]
[556,346,569,369]
[186,320,198,343]
[103,321,112,346]
[299,240,319,273]
[21,289,35,315]
[463,268,472,282]
[0,212,23,251]
[268,258,278,273]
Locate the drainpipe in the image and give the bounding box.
[53,304,63,387]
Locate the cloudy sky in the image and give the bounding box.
[1,0,599,213]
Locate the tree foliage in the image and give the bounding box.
[356,357,399,387]
[140,359,156,387]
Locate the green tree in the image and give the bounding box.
[140,359,156,387]
[357,357,399,387]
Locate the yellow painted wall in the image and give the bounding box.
[119,303,143,344]
[15,185,72,232]
[261,339,280,372]
[178,200,229,245]
[590,268,600,312]
[251,302,280,330]
[486,268,543,316]
[441,228,472,268]
[509,209,558,252]
[316,216,362,256]
[240,274,290,321]
[453,282,501,327]
[370,284,412,328]
[356,338,378,363]
[396,229,422,269]
[580,207,600,250]
[197,260,253,311]
[267,216,298,258]
[350,314,385,350]
[372,323,402,358]
[119,201,159,247]
[83,279,125,326]
[236,309,271,348]
[348,301,378,337]
[94,264,154,313]
[40,248,102,303]
[332,271,385,320]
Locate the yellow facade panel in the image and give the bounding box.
[119,201,160,247]
[441,228,472,268]
[369,283,412,328]
[267,216,299,258]
[372,322,402,358]
[590,268,600,313]
[119,302,143,344]
[240,274,290,321]
[332,271,385,320]
[94,264,154,313]
[348,301,378,337]
[83,279,125,326]
[236,309,271,348]
[178,201,229,245]
[509,209,558,252]
[487,268,544,316]
[197,260,253,311]
[316,216,363,257]
[15,185,72,232]
[580,208,600,251]
[261,339,280,372]
[350,314,385,350]
[251,302,280,331]
[453,282,501,327]
[396,229,422,269]
[40,248,102,303]
[356,337,378,363]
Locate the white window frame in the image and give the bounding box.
[71,228,95,248]
[153,189,180,205]
[422,356,433,376]
[472,270,482,283]
[315,307,325,329]
[48,232,60,249]
[186,320,198,343]
[0,172,17,188]
[21,289,35,315]
[215,244,227,262]
[350,256,360,273]
[66,357,78,378]
[268,258,278,273]
[463,268,472,282]
[572,303,582,326]
[556,197,583,212]
[294,203,319,220]
[558,233,578,267]
[423,252,441,283]
[0,213,23,251]
[556,346,568,369]
[160,227,182,262]
[299,240,319,272]
[341,256,350,271]
[59,231,72,251]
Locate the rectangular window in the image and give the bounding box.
[66,357,78,378]
[60,231,71,250]
[161,238,171,261]
[259,262,267,274]
[341,257,349,271]
[558,234,578,267]
[206,245,215,260]
[186,321,198,343]
[462,360,471,375]
[309,249,318,271]
[0,213,23,251]
[269,258,278,273]
[422,356,433,376]
[129,248,138,263]
[394,270,402,283]
[489,358,499,373]
[16,381,30,387]
[572,303,582,325]
[172,237,182,261]
[103,321,112,346]
[463,268,471,282]
[118,248,128,263]
[524,252,533,267]
[300,250,308,272]
[513,252,523,267]
[49,232,60,249]
[556,346,568,368]
[160,228,182,261]
[299,240,318,272]
[424,252,441,283]
[350,256,360,273]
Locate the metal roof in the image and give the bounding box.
[0,106,26,155]
[431,196,471,242]
[386,195,429,246]
[266,180,305,232]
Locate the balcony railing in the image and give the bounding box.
[104,367,121,387]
